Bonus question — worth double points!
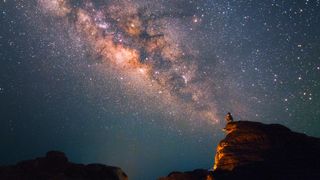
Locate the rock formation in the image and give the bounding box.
[158,169,213,180]
[0,151,128,180]
[160,121,320,180]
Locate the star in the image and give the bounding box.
[1,0,320,179]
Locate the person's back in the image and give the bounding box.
[225,112,233,123]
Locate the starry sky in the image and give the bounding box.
[0,0,319,179]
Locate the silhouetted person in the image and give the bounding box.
[225,112,233,123]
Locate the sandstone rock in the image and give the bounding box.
[0,151,128,180]
[160,121,320,180]
[214,121,320,179]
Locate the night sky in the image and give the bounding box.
[1,0,320,179]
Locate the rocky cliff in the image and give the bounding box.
[214,121,320,179]
[0,151,128,180]
[160,121,320,180]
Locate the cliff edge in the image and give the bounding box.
[214,121,320,179]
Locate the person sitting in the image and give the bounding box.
[225,112,233,123]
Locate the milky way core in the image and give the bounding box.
[37,0,219,124]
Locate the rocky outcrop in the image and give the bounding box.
[213,121,320,179]
[0,151,128,180]
[160,121,320,180]
[158,169,213,180]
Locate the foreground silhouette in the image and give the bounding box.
[159,121,320,180]
[0,151,127,180]
[1,121,320,180]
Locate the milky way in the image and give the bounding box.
[1,0,320,179]
[37,0,219,124]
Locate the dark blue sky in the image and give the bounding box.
[1,0,320,179]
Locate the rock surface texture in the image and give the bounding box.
[214,121,320,179]
[0,151,128,180]
[160,121,320,180]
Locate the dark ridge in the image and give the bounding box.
[0,151,128,180]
